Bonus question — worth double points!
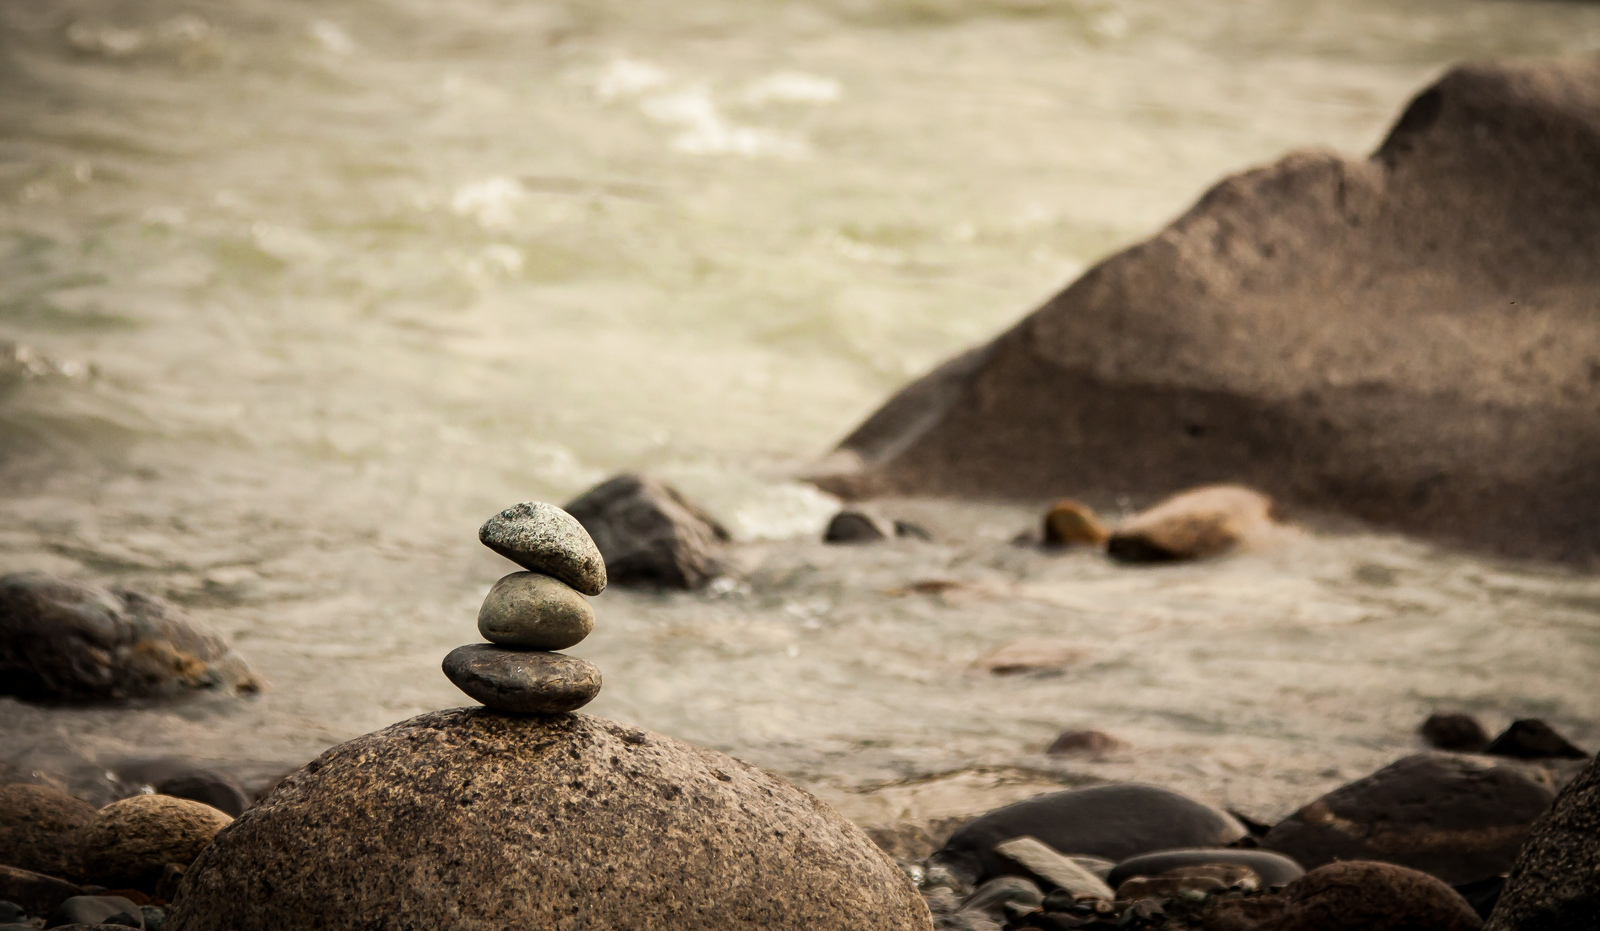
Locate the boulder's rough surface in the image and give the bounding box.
[1484,719,1589,760]
[1262,753,1555,885]
[810,58,1600,564]
[440,644,601,714]
[78,795,232,892]
[1106,485,1274,562]
[0,864,83,915]
[475,572,594,650]
[1108,848,1304,889]
[0,573,263,703]
[1484,752,1600,931]
[478,502,607,596]
[0,783,96,877]
[564,474,729,590]
[933,784,1246,885]
[1267,861,1483,931]
[166,709,931,931]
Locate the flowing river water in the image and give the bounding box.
[2,0,1599,829]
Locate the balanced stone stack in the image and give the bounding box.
[441,502,607,714]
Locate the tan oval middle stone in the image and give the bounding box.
[477,571,594,650]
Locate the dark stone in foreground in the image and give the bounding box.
[1484,719,1588,761]
[1485,752,1600,931]
[565,474,730,590]
[1423,713,1491,753]
[1262,753,1555,885]
[932,784,1246,886]
[810,58,1600,565]
[1266,861,1483,931]
[0,865,84,916]
[0,573,263,703]
[0,783,96,877]
[1107,848,1304,889]
[440,644,601,714]
[166,709,931,931]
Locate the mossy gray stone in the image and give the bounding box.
[441,644,601,714]
[478,503,606,596]
[476,572,593,650]
[166,710,933,931]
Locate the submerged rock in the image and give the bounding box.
[1106,485,1275,562]
[1045,730,1126,757]
[0,783,96,878]
[810,58,1600,565]
[1262,753,1555,885]
[1484,719,1589,761]
[824,509,891,543]
[1422,713,1491,753]
[1484,752,1600,930]
[167,709,931,931]
[565,474,729,590]
[78,795,232,892]
[0,573,263,704]
[1041,500,1108,548]
[478,502,607,596]
[932,784,1246,886]
[440,644,601,714]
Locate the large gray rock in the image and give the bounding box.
[932,784,1246,886]
[1485,753,1600,931]
[565,474,730,590]
[477,502,607,596]
[1262,753,1555,885]
[0,573,263,703]
[810,58,1600,565]
[166,709,931,931]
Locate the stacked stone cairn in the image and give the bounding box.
[441,502,608,714]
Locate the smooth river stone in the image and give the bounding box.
[477,572,594,650]
[478,502,607,596]
[441,644,601,714]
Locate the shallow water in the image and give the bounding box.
[2,0,1599,826]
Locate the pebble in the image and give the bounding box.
[478,503,607,596]
[441,644,601,714]
[1046,730,1126,756]
[1421,713,1490,752]
[47,896,145,929]
[1042,500,1108,547]
[824,510,890,544]
[992,837,1116,901]
[1108,848,1304,889]
[477,572,594,651]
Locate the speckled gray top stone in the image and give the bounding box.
[478,502,606,596]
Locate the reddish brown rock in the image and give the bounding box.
[0,783,96,878]
[1106,485,1274,562]
[1266,861,1483,931]
[810,58,1600,565]
[1042,501,1109,547]
[78,795,232,892]
[166,709,931,931]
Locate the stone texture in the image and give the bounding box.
[934,784,1246,886]
[441,644,601,714]
[1106,485,1275,562]
[823,510,891,544]
[809,58,1600,565]
[1262,753,1555,885]
[0,783,96,877]
[564,474,729,590]
[991,837,1115,900]
[77,795,232,892]
[1484,752,1600,931]
[153,771,250,819]
[1266,861,1483,931]
[1423,713,1491,753]
[475,572,594,651]
[0,864,83,915]
[477,502,607,596]
[166,709,932,931]
[1484,719,1588,760]
[1042,500,1109,547]
[1108,848,1305,889]
[0,573,263,704]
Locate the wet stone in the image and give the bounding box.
[477,572,594,651]
[1484,718,1588,760]
[478,503,607,596]
[441,644,601,714]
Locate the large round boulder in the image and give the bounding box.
[78,795,233,891]
[1262,753,1554,885]
[0,783,97,878]
[167,709,931,931]
[1485,752,1600,930]
[931,784,1246,886]
[0,573,263,703]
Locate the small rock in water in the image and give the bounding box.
[1046,730,1126,757]
[78,795,233,892]
[1422,713,1491,752]
[1041,500,1108,548]
[476,572,594,651]
[893,519,934,541]
[824,510,890,544]
[565,474,728,590]
[154,770,251,818]
[1484,719,1589,760]
[971,639,1087,676]
[1108,848,1304,889]
[0,783,96,878]
[1106,485,1275,563]
[47,896,146,930]
[959,876,1043,919]
[441,644,601,714]
[478,502,607,596]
